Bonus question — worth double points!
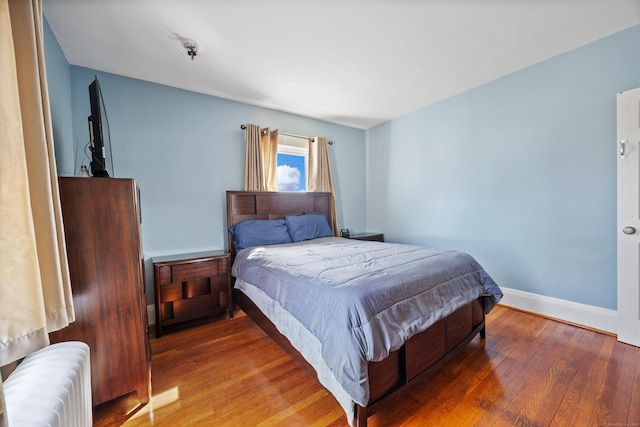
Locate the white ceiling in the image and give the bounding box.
[43,0,640,129]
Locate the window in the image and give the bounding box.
[276,134,308,192]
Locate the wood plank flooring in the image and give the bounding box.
[93,305,640,426]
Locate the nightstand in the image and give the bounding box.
[348,233,385,242]
[153,250,231,338]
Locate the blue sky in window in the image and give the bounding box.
[277,153,305,191]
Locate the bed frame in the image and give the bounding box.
[226,190,489,427]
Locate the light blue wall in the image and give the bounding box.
[66,69,366,301]
[366,24,640,310]
[46,16,640,311]
[43,24,366,305]
[43,18,73,169]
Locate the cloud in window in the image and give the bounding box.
[277,164,301,191]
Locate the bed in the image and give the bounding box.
[226,190,502,427]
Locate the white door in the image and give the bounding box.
[617,87,640,347]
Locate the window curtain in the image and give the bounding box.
[243,124,278,191]
[309,137,339,236]
[0,0,74,367]
[0,375,5,427]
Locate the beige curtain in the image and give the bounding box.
[0,375,5,427]
[0,0,74,366]
[309,137,339,236]
[263,129,278,191]
[243,124,278,191]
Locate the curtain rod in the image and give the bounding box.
[240,124,333,145]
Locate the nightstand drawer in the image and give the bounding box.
[183,277,211,298]
[172,258,225,282]
[158,258,227,286]
[160,282,183,302]
[173,294,215,320]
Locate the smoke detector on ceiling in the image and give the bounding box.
[183,40,199,61]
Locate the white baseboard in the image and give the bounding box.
[498,287,617,335]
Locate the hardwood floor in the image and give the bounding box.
[93,305,640,426]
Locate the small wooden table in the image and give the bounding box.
[153,250,232,338]
[348,232,385,242]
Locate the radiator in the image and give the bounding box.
[4,341,92,427]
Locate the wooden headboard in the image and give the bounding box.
[226,191,334,258]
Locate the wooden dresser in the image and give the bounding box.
[153,251,231,338]
[49,177,150,407]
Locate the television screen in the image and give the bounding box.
[88,76,109,177]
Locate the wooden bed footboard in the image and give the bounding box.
[234,288,490,427]
[358,296,488,426]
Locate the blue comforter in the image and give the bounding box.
[231,237,502,405]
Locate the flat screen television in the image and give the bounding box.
[87,76,110,177]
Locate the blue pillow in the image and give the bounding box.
[285,214,333,242]
[230,219,292,251]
